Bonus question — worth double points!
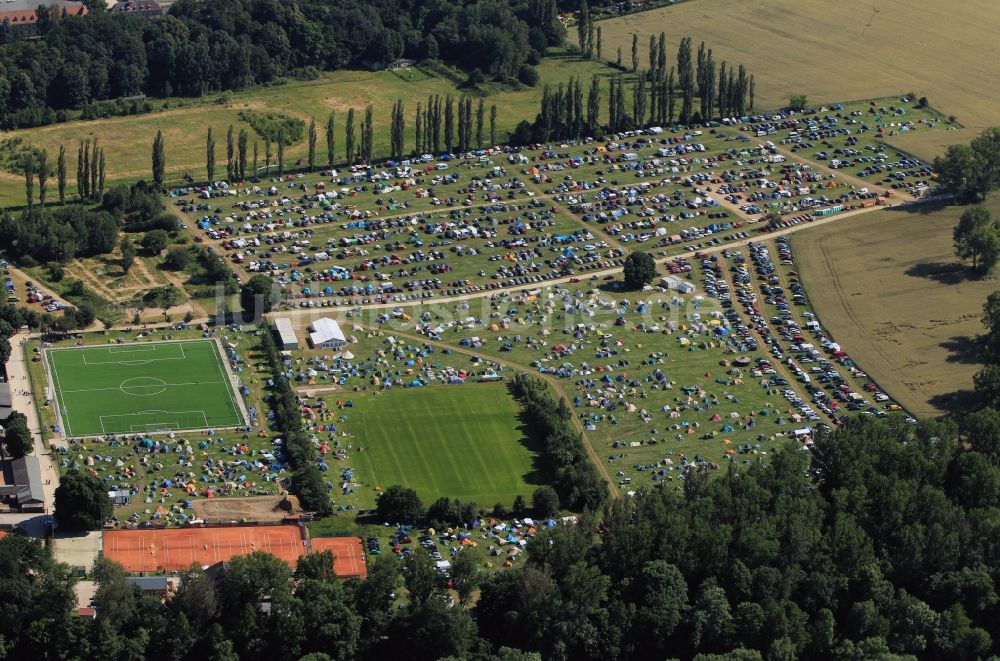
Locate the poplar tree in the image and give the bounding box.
[206,127,216,183]
[276,134,285,177]
[390,100,405,160]
[325,112,335,167]
[89,139,98,200]
[226,125,235,181]
[345,108,356,165]
[152,130,165,188]
[37,149,48,206]
[76,141,84,199]
[57,145,66,204]
[23,152,33,209]
[237,129,248,181]
[415,103,424,155]
[587,75,600,133]
[98,149,106,197]
[444,95,454,153]
[361,105,374,164]
[307,117,317,171]
[81,139,90,199]
[475,99,485,148]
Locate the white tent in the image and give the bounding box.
[309,318,347,349]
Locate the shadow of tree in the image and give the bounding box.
[939,334,987,364]
[904,261,972,285]
[929,388,982,418]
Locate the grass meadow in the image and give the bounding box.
[0,50,617,201]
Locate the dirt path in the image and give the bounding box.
[64,261,120,301]
[6,333,60,512]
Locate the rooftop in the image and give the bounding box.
[0,0,86,11]
[309,318,346,346]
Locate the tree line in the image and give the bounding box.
[180,96,503,189]
[256,318,335,515]
[935,127,1000,202]
[0,0,566,130]
[8,409,1000,659]
[17,139,104,209]
[511,373,609,512]
[516,34,755,144]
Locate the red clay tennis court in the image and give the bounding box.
[311,537,368,579]
[104,525,306,572]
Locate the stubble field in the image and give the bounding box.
[792,197,1000,418]
[597,0,1000,160]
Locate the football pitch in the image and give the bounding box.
[347,383,543,505]
[45,340,246,437]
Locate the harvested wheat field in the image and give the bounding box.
[599,0,1000,159]
[792,198,1000,418]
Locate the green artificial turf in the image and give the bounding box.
[46,339,245,437]
[342,383,542,505]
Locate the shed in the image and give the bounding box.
[272,318,299,350]
[660,275,696,294]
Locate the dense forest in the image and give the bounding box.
[3,412,1000,660]
[0,0,567,128]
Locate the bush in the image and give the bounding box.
[140,229,168,255]
[509,120,534,145]
[788,94,808,111]
[163,247,191,271]
[518,65,540,87]
[467,68,487,87]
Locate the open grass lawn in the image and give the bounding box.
[597,0,1000,160]
[791,196,1000,418]
[46,339,245,436]
[0,50,617,197]
[342,383,542,505]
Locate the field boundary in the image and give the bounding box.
[43,346,72,438]
[210,337,252,428]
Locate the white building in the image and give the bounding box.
[309,318,346,349]
[272,318,299,350]
[660,275,696,294]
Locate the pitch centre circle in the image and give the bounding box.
[120,377,167,396]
